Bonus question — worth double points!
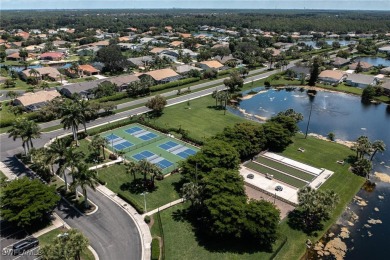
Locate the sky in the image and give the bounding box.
[1,0,389,10]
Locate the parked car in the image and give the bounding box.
[247,173,254,179]
[275,185,283,191]
[12,237,39,255]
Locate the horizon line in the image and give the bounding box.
[2,8,390,11]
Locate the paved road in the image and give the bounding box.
[0,156,142,260]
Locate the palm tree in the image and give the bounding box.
[71,163,98,209]
[137,159,162,187]
[126,161,138,181]
[6,90,19,102]
[8,118,41,156]
[29,68,40,81]
[49,138,69,190]
[76,99,94,133]
[60,100,84,146]
[70,62,80,77]
[40,81,50,91]
[181,182,202,207]
[351,136,372,159]
[58,146,84,194]
[370,140,386,161]
[353,158,373,179]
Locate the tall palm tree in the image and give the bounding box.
[76,99,94,133]
[58,146,84,194]
[8,118,40,156]
[370,140,386,161]
[351,136,372,159]
[49,138,70,190]
[60,100,84,146]
[29,68,40,81]
[126,161,138,181]
[71,163,98,209]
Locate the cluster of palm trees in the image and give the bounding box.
[8,117,41,156]
[351,136,386,179]
[212,89,231,114]
[30,138,98,209]
[126,159,162,188]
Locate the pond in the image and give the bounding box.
[231,87,390,259]
[355,56,390,67]
[298,40,356,48]
[0,62,73,72]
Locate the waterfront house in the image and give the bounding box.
[345,74,378,88]
[318,70,346,84]
[13,90,61,111]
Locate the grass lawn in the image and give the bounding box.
[273,134,365,260]
[151,95,250,141]
[150,202,280,260]
[97,164,182,211]
[38,228,95,260]
[76,139,111,167]
[0,170,6,179]
[67,76,97,83]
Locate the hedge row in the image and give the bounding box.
[95,92,128,103]
[151,238,160,260]
[117,192,145,214]
[218,68,237,76]
[150,77,200,92]
[0,110,41,128]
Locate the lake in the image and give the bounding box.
[232,87,390,259]
[355,56,390,67]
[298,40,356,48]
[0,62,73,72]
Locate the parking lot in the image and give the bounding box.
[0,221,40,260]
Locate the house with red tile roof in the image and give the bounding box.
[78,65,100,76]
[39,52,64,61]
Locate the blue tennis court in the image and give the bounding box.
[113,141,133,151]
[156,159,173,169]
[132,150,155,161]
[139,132,158,141]
[125,126,143,134]
[176,148,197,159]
[105,134,120,141]
[159,141,179,150]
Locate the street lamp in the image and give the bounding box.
[140,192,148,213]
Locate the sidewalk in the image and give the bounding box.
[97,185,152,260]
[142,198,185,217]
[0,161,17,180]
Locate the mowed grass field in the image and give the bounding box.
[274,134,365,260]
[97,164,182,211]
[151,95,250,141]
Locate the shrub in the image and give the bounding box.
[109,153,117,160]
[95,92,127,103]
[117,192,144,214]
[149,77,200,92]
[151,238,160,260]
[144,215,151,224]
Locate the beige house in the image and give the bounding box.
[142,68,182,84]
[318,70,347,84]
[21,67,62,81]
[198,60,225,71]
[13,90,61,111]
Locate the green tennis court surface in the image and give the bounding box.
[245,161,308,188]
[100,123,199,174]
[255,156,315,182]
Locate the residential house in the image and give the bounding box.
[90,40,110,48]
[140,37,154,44]
[378,45,390,54]
[39,52,64,61]
[6,52,21,61]
[197,60,225,71]
[5,49,19,56]
[77,46,100,56]
[142,68,182,84]
[381,80,390,95]
[102,74,140,91]
[25,45,44,53]
[128,56,154,68]
[21,67,62,81]
[179,33,192,39]
[53,40,69,48]
[288,66,311,79]
[13,90,61,111]
[174,65,202,75]
[150,47,169,55]
[181,49,198,59]
[15,31,29,40]
[78,65,100,76]
[59,80,103,99]
[169,41,184,48]
[345,74,378,88]
[379,66,390,75]
[214,54,243,66]
[9,42,22,48]
[331,57,350,68]
[348,61,373,72]
[318,70,346,84]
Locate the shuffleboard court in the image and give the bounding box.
[139,132,158,141]
[105,134,120,141]
[256,156,315,182]
[156,159,174,169]
[159,141,179,150]
[176,148,197,159]
[113,141,133,151]
[245,161,307,188]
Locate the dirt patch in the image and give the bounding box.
[307,133,355,148]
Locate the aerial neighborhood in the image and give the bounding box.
[0,8,389,260]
